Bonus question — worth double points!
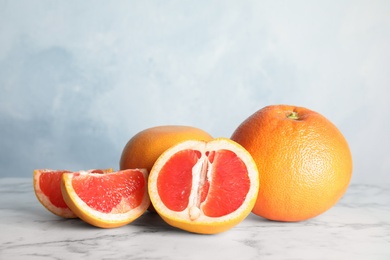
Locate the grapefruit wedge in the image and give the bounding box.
[148,138,259,234]
[33,168,112,218]
[61,169,150,228]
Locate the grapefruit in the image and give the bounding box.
[61,169,150,228]
[148,138,259,234]
[231,105,353,221]
[33,168,112,218]
[119,125,213,173]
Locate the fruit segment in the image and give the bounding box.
[202,149,250,218]
[157,150,197,211]
[61,169,150,228]
[70,171,146,213]
[38,170,72,208]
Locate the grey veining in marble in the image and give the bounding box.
[0,178,389,259]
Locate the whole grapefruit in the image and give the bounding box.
[231,105,353,221]
[120,125,213,173]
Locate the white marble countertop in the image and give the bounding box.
[1,178,389,260]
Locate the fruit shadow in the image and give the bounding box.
[129,211,194,235]
[20,206,94,230]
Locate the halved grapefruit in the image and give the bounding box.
[33,168,112,218]
[61,169,150,228]
[148,138,259,234]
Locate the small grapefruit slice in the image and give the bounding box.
[33,168,113,218]
[61,169,150,228]
[148,138,259,234]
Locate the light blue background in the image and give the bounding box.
[1,1,389,185]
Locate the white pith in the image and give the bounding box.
[187,151,212,220]
[149,138,260,223]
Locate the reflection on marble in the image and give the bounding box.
[1,178,389,259]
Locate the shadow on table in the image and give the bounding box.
[129,211,187,234]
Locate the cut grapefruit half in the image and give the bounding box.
[33,168,113,218]
[148,138,259,234]
[61,169,150,228]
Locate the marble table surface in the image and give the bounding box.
[1,178,389,260]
